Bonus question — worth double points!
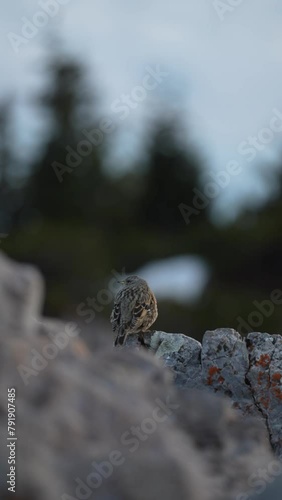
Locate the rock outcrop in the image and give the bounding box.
[126,329,282,456]
[0,252,280,500]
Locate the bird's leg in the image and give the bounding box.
[138,332,152,349]
[138,332,145,345]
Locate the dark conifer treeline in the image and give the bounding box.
[1,53,282,339]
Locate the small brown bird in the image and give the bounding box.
[111,275,158,347]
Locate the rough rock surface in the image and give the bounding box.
[0,252,279,500]
[126,328,282,456]
[246,332,282,455]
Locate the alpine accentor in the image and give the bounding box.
[111,275,158,346]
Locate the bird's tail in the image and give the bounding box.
[114,329,128,347]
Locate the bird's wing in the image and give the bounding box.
[126,291,153,332]
[110,291,122,333]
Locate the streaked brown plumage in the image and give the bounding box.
[111,275,158,346]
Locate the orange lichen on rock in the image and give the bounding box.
[260,396,270,409]
[207,366,221,385]
[271,373,282,400]
[258,371,265,386]
[272,372,282,382]
[256,354,271,368]
[272,387,282,400]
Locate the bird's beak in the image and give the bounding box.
[118,280,125,284]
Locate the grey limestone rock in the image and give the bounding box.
[246,332,282,455]
[125,327,282,455]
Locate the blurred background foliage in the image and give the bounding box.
[1,50,282,342]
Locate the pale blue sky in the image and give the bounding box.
[2,0,282,220]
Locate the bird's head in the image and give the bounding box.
[118,275,144,286]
